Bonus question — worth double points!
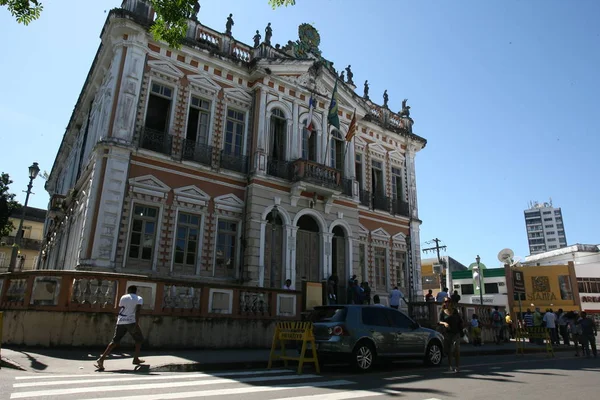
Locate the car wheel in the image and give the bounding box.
[425,341,443,366]
[353,341,376,372]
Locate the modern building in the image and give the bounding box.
[38,1,427,302]
[523,244,600,323]
[0,206,46,271]
[524,199,567,255]
[421,256,467,298]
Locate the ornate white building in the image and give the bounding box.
[40,0,427,302]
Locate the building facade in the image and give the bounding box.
[39,1,427,302]
[421,256,467,298]
[523,244,600,321]
[524,200,567,255]
[0,207,46,271]
[449,268,509,308]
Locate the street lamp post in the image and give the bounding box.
[270,205,279,288]
[475,254,484,306]
[8,162,40,272]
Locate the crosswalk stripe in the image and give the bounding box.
[10,373,321,399]
[269,390,385,400]
[80,379,355,400]
[14,369,292,388]
[14,368,291,380]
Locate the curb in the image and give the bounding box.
[1,356,27,371]
[150,347,570,373]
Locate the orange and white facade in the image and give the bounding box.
[40,0,427,302]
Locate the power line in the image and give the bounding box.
[422,238,447,262]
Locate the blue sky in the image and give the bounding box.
[1,0,598,268]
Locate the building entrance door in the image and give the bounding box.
[332,226,347,303]
[295,215,320,285]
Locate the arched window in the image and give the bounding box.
[269,108,287,161]
[301,120,317,162]
[330,130,344,170]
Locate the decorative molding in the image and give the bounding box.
[213,193,244,213]
[128,175,170,199]
[187,74,221,95]
[371,227,391,238]
[173,185,211,207]
[147,60,185,79]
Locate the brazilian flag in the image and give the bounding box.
[327,79,340,129]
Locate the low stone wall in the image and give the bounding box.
[2,310,276,348]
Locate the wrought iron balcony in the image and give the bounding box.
[220,150,248,174]
[182,138,213,167]
[342,178,353,197]
[292,159,341,190]
[392,198,410,217]
[267,158,293,180]
[1,236,42,251]
[373,195,390,212]
[359,190,371,207]
[139,127,173,156]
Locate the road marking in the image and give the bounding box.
[269,390,385,400]
[383,374,422,381]
[13,369,293,387]
[80,379,355,400]
[14,369,291,380]
[10,373,321,399]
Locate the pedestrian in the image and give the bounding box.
[373,294,384,307]
[353,279,364,304]
[557,308,570,346]
[425,289,434,302]
[491,306,504,345]
[450,290,461,304]
[543,308,559,345]
[327,277,337,305]
[471,314,482,346]
[361,281,371,305]
[505,313,514,340]
[347,280,355,304]
[439,301,463,373]
[579,311,597,358]
[95,285,145,370]
[566,311,582,356]
[282,279,294,290]
[436,287,449,303]
[523,308,534,343]
[533,307,544,345]
[389,286,403,309]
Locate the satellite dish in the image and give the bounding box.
[497,248,515,264]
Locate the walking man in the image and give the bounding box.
[579,311,597,358]
[389,286,403,309]
[95,285,145,370]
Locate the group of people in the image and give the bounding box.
[522,307,597,357]
[325,274,409,309]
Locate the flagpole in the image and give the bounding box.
[323,122,331,167]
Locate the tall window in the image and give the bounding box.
[374,247,387,289]
[186,97,211,145]
[301,122,317,161]
[395,251,405,288]
[224,109,245,156]
[174,213,201,268]
[216,220,237,275]
[391,167,403,200]
[0,252,6,268]
[270,109,287,161]
[128,205,159,264]
[330,130,344,170]
[145,83,173,132]
[371,160,384,197]
[355,154,363,190]
[359,243,366,281]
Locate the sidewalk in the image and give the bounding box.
[1,341,569,374]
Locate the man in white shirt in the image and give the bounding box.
[389,287,404,309]
[543,308,559,345]
[95,285,145,370]
[283,279,295,290]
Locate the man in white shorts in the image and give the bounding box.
[95,285,145,370]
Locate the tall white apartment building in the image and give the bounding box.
[524,200,567,255]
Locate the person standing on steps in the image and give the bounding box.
[389,286,403,309]
[95,285,145,370]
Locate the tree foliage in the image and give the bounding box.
[1,0,295,48]
[0,173,20,238]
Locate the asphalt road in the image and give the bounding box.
[1,352,598,400]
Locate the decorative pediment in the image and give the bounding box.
[392,232,408,251]
[224,87,252,104]
[368,143,387,158]
[389,150,405,163]
[371,227,391,238]
[147,61,184,79]
[173,185,210,207]
[187,74,221,95]
[357,223,369,238]
[214,193,244,213]
[129,175,170,198]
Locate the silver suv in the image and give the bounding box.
[308,305,444,371]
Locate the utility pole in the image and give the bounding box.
[422,238,447,290]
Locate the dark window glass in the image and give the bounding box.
[362,308,390,327]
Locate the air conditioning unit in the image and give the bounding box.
[453,284,460,289]
[432,264,443,274]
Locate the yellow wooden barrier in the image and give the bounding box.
[515,327,554,357]
[267,321,320,374]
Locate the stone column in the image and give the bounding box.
[321,232,334,280]
[286,225,298,284]
[290,100,300,160]
[258,220,267,287]
[254,88,268,175]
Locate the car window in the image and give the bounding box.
[308,307,347,322]
[386,309,413,329]
[362,308,391,327]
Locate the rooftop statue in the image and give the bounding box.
[363,80,369,100]
[400,99,411,117]
[265,23,273,45]
[253,30,261,47]
[225,13,234,36]
[345,65,354,85]
[190,1,200,21]
[383,90,389,108]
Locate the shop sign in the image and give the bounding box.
[581,296,600,303]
